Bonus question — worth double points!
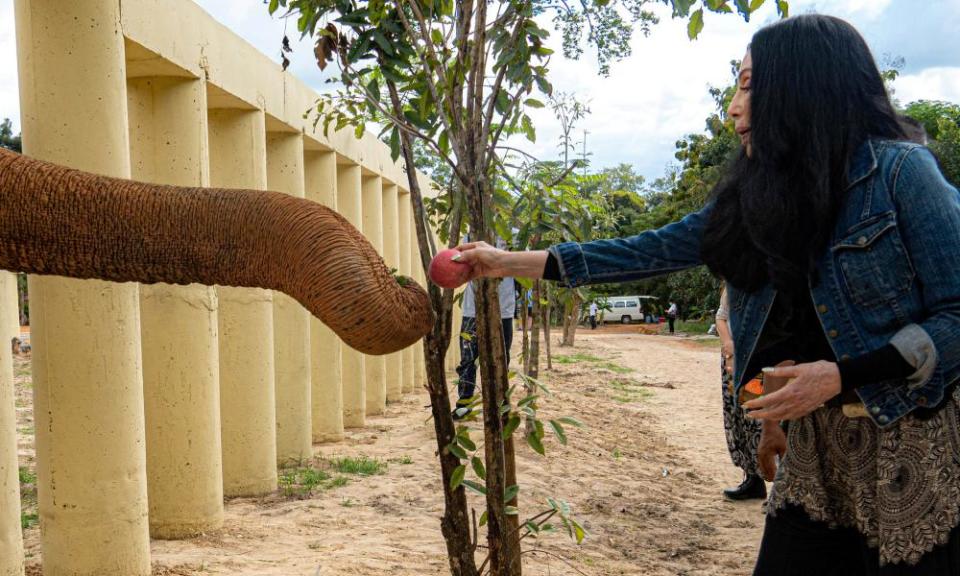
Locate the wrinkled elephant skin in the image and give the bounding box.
[0,148,433,355]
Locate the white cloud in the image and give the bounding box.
[832,0,894,20]
[895,67,960,106]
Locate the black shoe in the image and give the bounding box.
[451,398,474,421]
[723,473,767,501]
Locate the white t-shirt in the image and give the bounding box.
[589,302,598,315]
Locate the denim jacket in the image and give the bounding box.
[549,140,960,428]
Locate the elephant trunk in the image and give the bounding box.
[0,148,433,355]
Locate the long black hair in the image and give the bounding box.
[700,14,906,292]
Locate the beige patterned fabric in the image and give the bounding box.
[768,387,960,566]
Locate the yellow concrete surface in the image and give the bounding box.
[398,195,415,395]
[208,108,278,497]
[304,151,344,442]
[267,132,313,465]
[0,272,22,576]
[2,273,17,346]
[411,219,427,386]
[336,164,366,428]
[15,1,151,573]
[127,76,225,538]
[382,183,403,402]
[362,175,387,416]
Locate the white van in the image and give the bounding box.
[600,295,658,324]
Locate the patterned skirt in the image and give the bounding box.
[768,387,960,566]
[721,354,762,477]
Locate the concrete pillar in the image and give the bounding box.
[0,272,22,576]
[208,108,277,496]
[266,132,312,465]
[2,273,18,344]
[411,219,427,386]
[361,175,387,416]
[381,183,403,402]
[14,1,151,573]
[127,76,224,538]
[304,151,344,442]
[336,163,365,428]
[398,194,415,395]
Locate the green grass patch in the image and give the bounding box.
[19,467,36,484]
[389,455,414,465]
[278,466,348,498]
[19,466,37,530]
[674,320,713,334]
[553,352,633,374]
[609,378,653,404]
[20,512,38,530]
[553,352,603,364]
[329,455,387,476]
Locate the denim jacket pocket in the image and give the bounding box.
[833,212,915,308]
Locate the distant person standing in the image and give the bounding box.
[451,278,516,419]
[666,301,678,334]
[589,301,598,330]
[716,286,765,500]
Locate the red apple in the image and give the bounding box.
[429,248,472,289]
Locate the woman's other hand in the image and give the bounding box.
[743,360,841,421]
[757,419,786,482]
[721,340,735,374]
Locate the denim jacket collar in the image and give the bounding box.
[846,138,879,190]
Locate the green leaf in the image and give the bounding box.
[389,127,401,161]
[521,115,536,142]
[749,0,765,11]
[458,433,477,452]
[462,479,487,495]
[479,510,488,527]
[502,415,521,439]
[503,484,519,503]
[526,430,546,455]
[371,30,395,56]
[776,0,789,16]
[504,506,520,516]
[471,456,486,480]
[548,419,568,445]
[450,464,466,490]
[524,98,545,109]
[439,130,450,155]
[671,0,695,17]
[354,123,366,140]
[431,28,444,45]
[448,442,468,460]
[687,9,705,40]
[268,0,280,15]
[557,416,584,428]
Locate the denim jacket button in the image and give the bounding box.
[916,396,928,406]
[878,414,890,424]
[857,236,868,246]
[817,304,828,314]
[840,354,851,361]
[828,329,839,338]
[870,405,881,415]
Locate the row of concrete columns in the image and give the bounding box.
[3,0,434,573]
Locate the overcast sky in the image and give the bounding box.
[1,0,958,181]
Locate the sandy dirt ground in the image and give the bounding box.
[15,326,766,575]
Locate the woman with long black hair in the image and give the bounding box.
[453,14,960,575]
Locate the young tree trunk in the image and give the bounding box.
[527,280,541,381]
[542,284,553,371]
[394,121,479,576]
[560,291,581,347]
[469,226,521,576]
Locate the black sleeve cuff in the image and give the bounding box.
[542,252,561,281]
[838,343,916,394]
